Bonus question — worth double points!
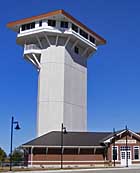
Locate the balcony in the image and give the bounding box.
[24,44,41,55]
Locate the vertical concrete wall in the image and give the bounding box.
[37,46,65,136]
[37,44,87,136]
[63,48,87,131]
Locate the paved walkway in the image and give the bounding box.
[12,167,140,173]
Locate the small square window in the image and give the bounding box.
[72,23,78,32]
[39,21,42,27]
[90,36,95,44]
[48,20,56,27]
[80,29,88,39]
[26,24,30,30]
[61,21,68,28]
[21,24,26,31]
[74,46,79,54]
[30,22,35,29]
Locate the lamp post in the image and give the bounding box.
[113,128,116,167]
[10,116,20,171]
[125,125,128,167]
[61,123,67,169]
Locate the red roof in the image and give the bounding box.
[7,9,106,45]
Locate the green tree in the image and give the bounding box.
[12,148,24,163]
[0,147,7,162]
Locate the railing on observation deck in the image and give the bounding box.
[24,44,40,51]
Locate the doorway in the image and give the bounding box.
[120,146,132,166]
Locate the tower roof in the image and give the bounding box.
[7,9,106,45]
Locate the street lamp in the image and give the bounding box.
[10,116,21,171]
[61,123,67,169]
[125,125,128,167]
[113,128,117,167]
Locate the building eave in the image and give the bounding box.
[22,145,105,148]
[7,9,106,45]
[103,129,140,144]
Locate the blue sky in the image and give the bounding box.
[1,0,140,153]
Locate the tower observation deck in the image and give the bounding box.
[7,10,106,137]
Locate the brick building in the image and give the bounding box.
[22,128,140,167]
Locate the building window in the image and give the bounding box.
[120,146,131,151]
[21,22,35,31]
[80,29,88,39]
[90,36,96,44]
[74,46,79,54]
[134,146,139,160]
[39,20,42,27]
[21,25,26,31]
[72,23,78,32]
[121,151,125,159]
[48,20,56,27]
[61,21,68,28]
[112,146,118,160]
[30,22,35,29]
[26,24,30,30]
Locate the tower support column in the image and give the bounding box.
[37,45,87,136]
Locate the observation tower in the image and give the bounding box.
[7,10,106,136]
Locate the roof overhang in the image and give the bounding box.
[22,145,105,149]
[7,9,106,45]
[103,129,140,144]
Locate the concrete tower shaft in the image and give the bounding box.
[37,41,88,136]
[7,10,106,136]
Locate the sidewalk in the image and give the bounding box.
[9,166,140,173]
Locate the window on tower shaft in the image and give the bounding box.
[74,46,79,54]
[48,20,56,27]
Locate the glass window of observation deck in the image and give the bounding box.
[48,20,56,27]
[61,21,68,28]
[80,29,88,39]
[90,36,95,44]
[72,23,78,32]
[21,22,35,31]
